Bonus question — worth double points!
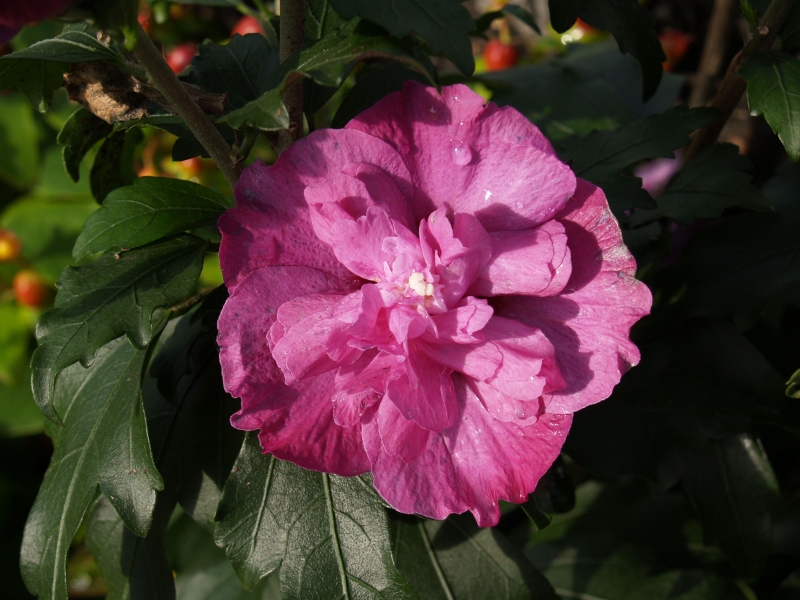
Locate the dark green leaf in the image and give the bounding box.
[391,512,558,600]
[561,106,717,183]
[0,59,67,112]
[20,337,163,600]
[598,175,655,213]
[306,0,349,40]
[740,52,800,161]
[6,27,124,65]
[630,144,771,226]
[170,123,239,161]
[475,6,541,35]
[86,301,244,600]
[547,0,665,100]
[74,177,230,261]
[332,62,429,128]
[188,35,279,111]
[329,0,476,75]
[90,128,143,203]
[215,433,415,597]
[679,162,800,317]
[680,434,780,579]
[0,94,39,190]
[58,108,113,183]
[787,369,800,398]
[220,87,289,131]
[31,234,207,423]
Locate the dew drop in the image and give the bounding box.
[515,201,524,209]
[484,189,493,202]
[449,139,472,166]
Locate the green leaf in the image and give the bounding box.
[57,108,113,183]
[561,106,717,183]
[86,301,244,600]
[680,434,780,579]
[630,144,771,226]
[167,514,281,600]
[89,128,143,203]
[332,62,430,128]
[391,512,558,600]
[20,337,163,600]
[0,94,39,190]
[222,20,436,131]
[475,6,541,35]
[31,234,207,423]
[306,0,349,41]
[215,433,415,598]
[188,35,280,111]
[740,52,800,161]
[74,177,230,261]
[547,0,665,100]
[6,26,123,65]
[0,59,68,112]
[329,0,476,75]
[678,162,800,317]
[787,368,800,398]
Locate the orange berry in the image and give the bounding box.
[0,230,21,262]
[484,40,518,71]
[231,15,264,37]
[13,270,49,308]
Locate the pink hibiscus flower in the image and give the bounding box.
[217,82,651,527]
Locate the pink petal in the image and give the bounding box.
[469,220,572,297]
[345,82,576,230]
[221,128,412,291]
[494,180,652,414]
[329,208,401,281]
[427,297,494,344]
[416,339,501,381]
[386,345,457,431]
[364,376,572,526]
[467,379,544,426]
[332,350,403,426]
[376,398,430,462]
[233,371,370,476]
[218,266,351,405]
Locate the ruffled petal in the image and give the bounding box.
[469,220,572,297]
[218,266,352,407]
[233,371,370,476]
[467,378,544,426]
[329,207,403,281]
[345,82,576,230]
[494,179,652,414]
[376,398,430,462]
[332,350,403,426]
[220,128,412,291]
[428,297,494,344]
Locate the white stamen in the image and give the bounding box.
[408,272,428,296]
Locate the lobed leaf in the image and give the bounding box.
[548,0,665,100]
[391,513,558,600]
[89,128,143,203]
[215,433,416,598]
[31,234,207,423]
[740,52,800,161]
[630,144,771,226]
[329,0,476,75]
[74,177,230,261]
[306,0,350,41]
[20,337,163,600]
[58,108,113,183]
[0,58,67,112]
[6,27,124,65]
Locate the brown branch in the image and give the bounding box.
[684,0,799,164]
[277,0,306,153]
[689,0,739,107]
[130,23,239,190]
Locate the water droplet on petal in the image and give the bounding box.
[450,140,472,166]
[515,201,524,209]
[484,189,493,202]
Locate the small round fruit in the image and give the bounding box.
[13,270,49,308]
[231,15,263,37]
[0,230,21,262]
[166,42,197,74]
[484,39,518,71]
[138,10,152,34]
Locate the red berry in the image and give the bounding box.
[138,10,152,34]
[13,270,49,308]
[0,229,21,262]
[484,40,518,72]
[231,15,264,37]
[660,29,694,72]
[166,42,198,74]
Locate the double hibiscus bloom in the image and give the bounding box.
[218,82,651,526]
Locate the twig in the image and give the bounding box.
[684,0,799,164]
[689,0,739,107]
[169,287,215,316]
[130,23,239,190]
[277,0,306,153]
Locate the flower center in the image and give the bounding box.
[407,271,433,297]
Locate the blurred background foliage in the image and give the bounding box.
[1,0,800,598]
